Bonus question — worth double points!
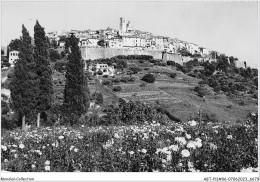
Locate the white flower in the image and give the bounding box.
[195,138,202,143]
[114,133,120,139]
[215,130,218,134]
[19,144,25,149]
[176,126,184,132]
[12,144,18,148]
[141,149,147,154]
[31,164,36,169]
[4,159,8,163]
[161,159,167,163]
[14,154,18,158]
[209,143,218,150]
[10,149,16,153]
[194,141,202,148]
[35,150,42,155]
[178,163,183,167]
[81,125,84,128]
[74,148,79,152]
[52,140,59,147]
[175,137,187,145]
[166,155,172,161]
[227,135,233,139]
[129,151,134,155]
[185,133,191,139]
[45,166,50,171]
[42,146,46,149]
[58,135,64,140]
[70,146,75,151]
[181,149,190,157]
[1,145,7,151]
[188,120,197,126]
[168,145,179,152]
[186,141,196,149]
[188,161,194,168]
[44,160,50,166]
[152,120,156,124]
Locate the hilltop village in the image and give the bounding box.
[45,17,244,67]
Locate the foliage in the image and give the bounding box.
[49,49,60,62]
[10,25,39,125]
[114,55,153,60]
[97,69,103,75]
[1,115,257,172]
[129,67,142,74]
[92,92,104,105]
[169,73,177,79]
[177,47,192,57]
[54,59,68,72]
[102,80,111,85]
[8,39,22,52]
[63,34,90,125]
[34,20,54,117]
[113,86,122,92]
[141,74,155,83]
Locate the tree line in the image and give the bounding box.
[8,21,89,130]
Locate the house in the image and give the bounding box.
[92,63,115,77]
[188,43,200,55]
[9,50,19,66]
[122,35,145,47]
[81,38,99,47]
[108,38,123,48]
[154,36,164,50]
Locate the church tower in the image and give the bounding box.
[119,17,127,33]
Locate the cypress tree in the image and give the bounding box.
[63,34,90,125]
[34,20,54,127]
[10,25,39,130]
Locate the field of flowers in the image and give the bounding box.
[1,113,258,172]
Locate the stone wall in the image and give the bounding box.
[81,47,183,65]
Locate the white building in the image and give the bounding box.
[154,36,164,50]
[122,36,146,47]
[9,50,19,66]
[81,38,99,47]
[93,63,115,77]
[108,38,123,48]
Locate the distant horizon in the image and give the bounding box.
[1,1,258,68]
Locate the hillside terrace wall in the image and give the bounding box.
[81,47,183,65]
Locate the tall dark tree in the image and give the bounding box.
[63,34,90,125]
[10,25,39,130]
[8,39,22,51]
[34,20,53,127]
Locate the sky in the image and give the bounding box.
[1,1,259,68]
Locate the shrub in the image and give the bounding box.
[169,73,177,79]
[95,92,104,105]
[113,86,122,92]
[97,69,103,75]
[128,77,135,82]
[103,75,108,78]
[129,67,142,74]
[112,78,120,84]
[102,80,111,85]
[49,49,60,62]
[141,73,155,83]
[239,100,245,106]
